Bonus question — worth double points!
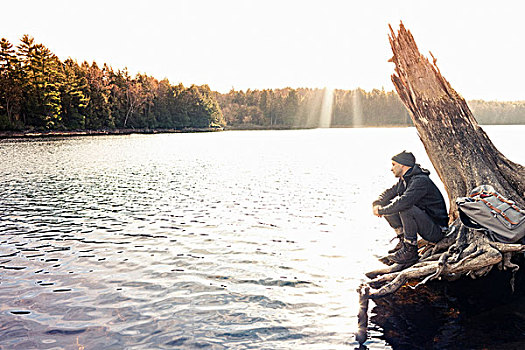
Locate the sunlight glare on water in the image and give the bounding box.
[0,126,523,349]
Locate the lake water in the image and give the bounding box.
[0,126,523,349]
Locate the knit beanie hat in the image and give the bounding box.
[392,151,415,167]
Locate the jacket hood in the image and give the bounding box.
[403,164,430,179]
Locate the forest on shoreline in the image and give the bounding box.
[0,35,523,133]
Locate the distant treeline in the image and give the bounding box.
[467,100,525,125]
[0,36,523,132]
[219,89,525,127]
[218,88,412,128]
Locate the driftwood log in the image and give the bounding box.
[357,22,525,343]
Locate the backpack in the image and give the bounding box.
[456,184,525,243]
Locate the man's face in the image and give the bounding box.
[391,161,405,178]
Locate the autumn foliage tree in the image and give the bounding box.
[0,35,226,131]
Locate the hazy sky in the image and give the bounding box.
[2,0,524,101]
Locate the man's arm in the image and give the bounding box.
[378,177,428,215]
[372,182,400,207]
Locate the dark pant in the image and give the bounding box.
[383,206,444,244]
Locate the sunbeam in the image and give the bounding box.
[319,87,334,128]
[352,89,363,127]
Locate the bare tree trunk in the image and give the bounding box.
[388,22,525,219]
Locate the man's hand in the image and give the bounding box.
[373,205,382,217]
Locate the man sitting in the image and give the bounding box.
[372,151,449,264]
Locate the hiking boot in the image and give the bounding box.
[391,242,419,265]
[388,234,404,254]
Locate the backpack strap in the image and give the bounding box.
[471,188,525,215]
[479,198,519,225]
[488,191,525,215]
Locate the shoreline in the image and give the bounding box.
[0,127,224,139]
[6,123,506,139]
[0,126,317,139]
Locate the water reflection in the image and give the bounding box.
[369,265,525,350]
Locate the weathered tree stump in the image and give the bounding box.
[357,22,525,344]
[388,22,525,218]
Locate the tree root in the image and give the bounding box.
[364,224,523,299]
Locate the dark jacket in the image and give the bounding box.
[373,164,449,227]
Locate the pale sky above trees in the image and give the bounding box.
[2,0,524,101]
